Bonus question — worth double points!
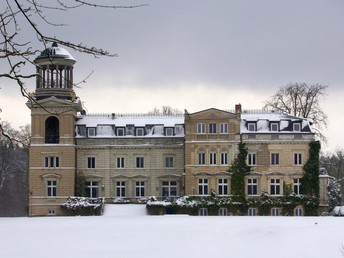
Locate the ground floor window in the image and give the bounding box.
[294,207,303,216]
[198,178,208,195]
[135,181,145,197]
[218,178,229,195]
[219,207,228,216]
[271,207,280,216]
[47,180,57,197]
[247,178,258,195]
[199,208,208,216]
[116,181,126,197]
[248,208,257,216]
[162,181,177,197]
[86,181,99,198]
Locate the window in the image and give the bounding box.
[219,208,228,216]
[135,181,145,197]
[248,208,257,216]
[44,156,59,168]
[270,123,279,132]
[136,157,144,168]
[117,157,125,168]
[247,123,256,131]
[271,208,280,216]
[86,181,99,198]
[221,152,228,165]
[165,157,174,168]
[220,123,228,134]
[218,178,229,195]
[247,178,258,195]
[45,116,59,143]
[209,123,217,133]
[47,180,57,197]
[294,207,303,216]
[270,178,281,195]
[116,181,126,197]
[136,128,145,136]
[48,209,56,216]
[248,153,256,166]
[293,123,301,132]
[165,128,174,136]
[116,128,125,136]
[293,178,302,195]
[197,123,206,134]
[210,152,217,165]
[162,181,177,197]
[87,157,96,169]
[198,178,208,195]
[88,128,96,137]
[271,153,279,165]
[294,153,302,165]
[198,152,206,165]
[199,208,208,216]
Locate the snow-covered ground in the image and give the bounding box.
[1,204,344,258]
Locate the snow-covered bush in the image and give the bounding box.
[61,197,104,216]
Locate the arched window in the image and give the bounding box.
[45,116,59,143]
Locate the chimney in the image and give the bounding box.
[235,104,242,114]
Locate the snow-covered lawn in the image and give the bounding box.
[1,204,344,258]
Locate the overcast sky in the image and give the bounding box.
[1,0,343,152]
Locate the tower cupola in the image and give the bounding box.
[34,43,76,100]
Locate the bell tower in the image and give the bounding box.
[27,43,82,216]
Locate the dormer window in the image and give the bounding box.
[88,128,96,137]
[116,128,125,136]
[165,128,174,136]
[270,123,279,132]
[136,128,145,136]
[247,123,256,132]
[293,123,301,132]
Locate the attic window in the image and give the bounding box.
[293,123,301,132]
[270,123,279,132]
[88,128,96,137]
[117,128,125,136]
[136,128,145,136]
[165,128,174,136]
[247,123,256,132]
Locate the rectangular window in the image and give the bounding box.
[116,181,126,197]
[165,157,174,168]
[197,123,206,134]
[210,152,217,165]
[162,181,177,197]
[218,208,228,216]
[117,157,125,168]
[136,157,144,168]
[247,178,258,195]
[86,181,99,198]
[47,180,57,197]
[198,178,208,195]
[87,157,96,169]
[221,152,228,165]
[198,152,206,165]
[44,156,60,168]
[248,208,257,216]
[271,153,279,165]
[271,208,280,216]
[293,123,301,132]
[270,123,279,132]
[220,123,228,134]
[294,207,303,216]
[294,153,302,165]
[116,128,125,136]
[247,123,256,131]
[88,128,96,137]
[248,153,256,166]
[199,208,208,216]
[136,128,145,136]
[293,178,302,195]
[135,181,145,197]
[165,128,174,136]
[218,178,228,195]
[270,178,281,195]
[209,123,217,134]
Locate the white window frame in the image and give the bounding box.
[209,123,217,134]
[116,128,125,136]
[136,157,144,168]
[44,156,60,168]
[197,123,206,134]
[271,207,280,216]
[218,178,229,195]
[165,128,174,136]
[48,209,56,216]
[247,123,256,131]
[270,178,281,195]
[199,208,208,216]
[165,156,174,168]
[136,128,145,136]
[198,178,208,195]
[198,152,206,165]
[218,207,228,216]
[88,128,96,137]
[294,207,303,216]
[117,157,125,168]
[220,123,228,134]
[86,181,99,198]
[294,153,302,165]
[271,153,280,165]
[87,156,96,169]
[248,208,257,216]
[116,181,126,197]
[220,152,228,165]
[293,123,301,132]
[270,122,279,132]
[209,152,217,165]
[135,181,145,197]
[247,178,258,195]
[47,180,57,197]
[293,178,302,195]
[162,181,177,197]
[247,153,256,166]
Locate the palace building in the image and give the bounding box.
[27,44,329,216]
